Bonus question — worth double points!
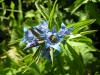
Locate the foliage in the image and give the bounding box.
[0,0,100,75]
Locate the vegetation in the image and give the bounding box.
[0,0,100,75]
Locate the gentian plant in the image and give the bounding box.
[22,20,73,59]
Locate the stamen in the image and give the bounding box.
[49,35,58,43]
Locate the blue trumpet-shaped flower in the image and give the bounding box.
[22,20,73,58]
[41,23,72,51]
[42,28,61,51]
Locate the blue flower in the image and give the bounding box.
[22,21,72,49]
[22,27,36,43]
[42,29,61,51]
[22,20,73,59]
[41,23,72,51]
[24,39,39,50]
[58,23,73,38]
[35,21,49,33]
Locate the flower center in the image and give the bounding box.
[49,35,58,43]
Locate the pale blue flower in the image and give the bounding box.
[58,23,73,38]
[22,27,36,43]
[43,30,61,51]
[35,21,49,33]
[41,23,72,51]
[24,39,39,50]
[22,20,73,59]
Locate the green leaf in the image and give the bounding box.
[0,0,3,3]
[92,0,100,2]
[55,54,65,74]
[25,10,35,18]
[23,54,33,65]
[67,42,84,75]
[48,0,57,30]
[7,47,22,65]
[69,0,87,14]
[9,29,19,45]
[10,1,15,10]
[67,19,96,28]
[54,4,62,31]
[80,30,97,35]
[22,54,40,75]
[50,48,54,66]
[67,19,96,34]
[67,35,96,64]
[85,2,100,25]
[35,2,49,20]
[61,42,84,75]
[69,35,92,44]
[18,0,23,25]
[32,46,41,61]
[9,1,15,19]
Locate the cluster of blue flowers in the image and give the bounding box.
[22,21,72,59]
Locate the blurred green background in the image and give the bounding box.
[0,0,100,75]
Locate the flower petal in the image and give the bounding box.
[49,43,61,51]
[35,21,48,33]
[24,39,39,50]
[22,29,36,43]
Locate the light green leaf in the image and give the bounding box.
[67,42,84,75]
[23,54,33,65]
[48,0,57,30]
[0,0,3,3]
[7,47,22,65]
[50,48,54,66]
[69,0,88,14]
[61,42,84,75]
[80,30,97,35]
[67,19,96,34]
[10,1,15,10]
[25,10,35,18]
[35,2,49,20]
[69,35,92,44]
[67,35,96,64]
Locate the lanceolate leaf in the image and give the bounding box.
[80,30,97,35]
[67,19,96,28]
[48,0,57,30]
[61,42,84,75]
[50,48,54,66]
[67,19,96,34]
[66,42,84,75]
[67,34,96,64]
[69,0,87,14]
[35,2,49,20]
